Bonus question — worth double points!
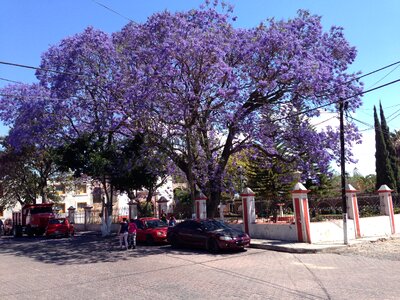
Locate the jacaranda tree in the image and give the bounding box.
[0,5,363,217]
[113,7,363,216]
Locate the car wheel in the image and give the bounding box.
[65,231,70,238]
[71,230,75,237]
[146,235,154,245]
[207,238,220,254]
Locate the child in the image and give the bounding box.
[128,219,137,249]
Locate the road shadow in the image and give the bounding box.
[0,232,164,265]
[0,232,246,265]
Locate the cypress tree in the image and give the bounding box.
[379,102,399,192]
[374,106,396,190]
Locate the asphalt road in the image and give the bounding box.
[0,233,399,299]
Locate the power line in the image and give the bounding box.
[366,63,400,90]
[0,77,22,84]
[272,77,400,123]
[2,57,400,124]
[0,61,83,77]
[312,116,337,127]
[356,60,400,81]
[91,0,135,23]
[386,107,400,121]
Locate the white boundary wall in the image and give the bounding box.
[359,216,392,237]
[229,223,298,241]
[310,220,355,243]
[228,214,400,243]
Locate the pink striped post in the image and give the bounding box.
[195,192,207,219]
[291,182,311,243]
[378,185,396,234]
[346,184,361,238]
[240,187,256,235]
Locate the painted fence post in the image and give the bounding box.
[195,192,207,219]
[157,196,169,218]
[240,187,256,235]
[219,203,226,221]
[67,206,76,224]
[128,199,138,221]
[84,206,93,230]
[291,182,311,243]
[378,185,396,234]
[346,184,361,238]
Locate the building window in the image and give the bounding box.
[92,187,102,203]
[75,184,87,195]
[55,184,65,195]
[55,203,66,213]
[77,202,88,211]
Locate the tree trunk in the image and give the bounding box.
[207,189,221,218]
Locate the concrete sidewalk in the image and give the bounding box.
[249,235,400,253]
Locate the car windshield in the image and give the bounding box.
[146,219,167,228]
[30,207,53,214]
[201,220,230,232]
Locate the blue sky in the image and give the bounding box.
[1,0,400,176]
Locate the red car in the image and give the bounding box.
[167,219,250,253]
[132,217,168,244]
[45,218,74,238]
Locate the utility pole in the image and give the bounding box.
[339,100,348,245]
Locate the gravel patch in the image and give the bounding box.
[331,237,400,261]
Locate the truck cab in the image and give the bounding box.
[13,203,55,237]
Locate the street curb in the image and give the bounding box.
[249,243,348,254]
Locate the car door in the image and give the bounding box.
[134,219,145,241]
[174,220,196,246]
[177,221,206,247]
[190,222,208,248]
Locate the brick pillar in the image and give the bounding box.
[378,185,396,234]
[240,187,256,235]
[195,192,207,219]
[291,182,311,243]
[67,206,76,224]
[346,184,361,238]
[84,206,93,230]
[128,200,138,220]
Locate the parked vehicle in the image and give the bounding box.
[132,217,168,244]
[12,203,55,237]
[45,218,74,238]
[167,219,251,253]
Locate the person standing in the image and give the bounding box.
[119,218,129,250]
[128,219,137,249]
[168,215,176,227]
[160,211,167,224]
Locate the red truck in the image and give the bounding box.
[12,203,55,237]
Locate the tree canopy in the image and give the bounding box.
[0,5,363,216]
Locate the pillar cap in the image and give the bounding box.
[68,206,76,210]
[195,191,207,200]
[157,196,169,203]
[240,187,255,196]
[292,182,311,194]
[377,185,393,193]
[346,184,359,193]
[291,182,310,194]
